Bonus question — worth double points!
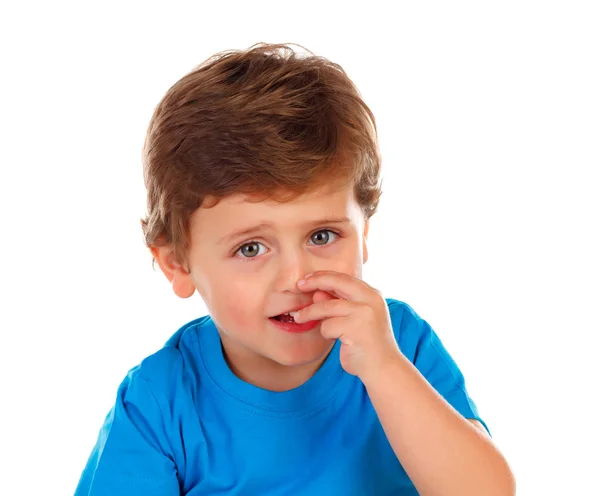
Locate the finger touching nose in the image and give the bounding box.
[275,261,316,293]
[312,290,337,303]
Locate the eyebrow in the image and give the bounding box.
[218,216,352,245]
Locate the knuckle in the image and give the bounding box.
[362,303,377,318]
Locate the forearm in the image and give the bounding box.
[363,354,515,496]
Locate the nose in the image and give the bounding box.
[273,247,316,293]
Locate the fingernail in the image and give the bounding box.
[290,311,299,321]
[297,279,306,286]
[304,273,313,278]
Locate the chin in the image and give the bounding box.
[270,340,334,367]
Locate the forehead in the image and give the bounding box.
[191,182,361,233]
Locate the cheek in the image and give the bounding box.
[335,239,365,278]
[211,276,264,325]
[354,261,363,279]
[221,304,257,331]
[318,237,363,274]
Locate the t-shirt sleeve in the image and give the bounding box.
[74,367,180,496]
[390,299,491,436]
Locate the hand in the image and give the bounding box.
[293,271,402,381]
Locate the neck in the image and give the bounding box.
[219,338,332,392]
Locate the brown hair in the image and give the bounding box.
[141,42,382,266]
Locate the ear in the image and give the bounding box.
[362,218,369,264]
[150,245,195,298]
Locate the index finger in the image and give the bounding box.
[297,271,372,302]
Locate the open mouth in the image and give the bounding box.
[271,313,295,323]
[269,312,320,333]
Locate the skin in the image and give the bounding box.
[151,181,369,391]
[294,272,516,495]
[151,181,516,494]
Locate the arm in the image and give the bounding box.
[362,355,515,496]
[293,272,516,496]
[75,370,180,496]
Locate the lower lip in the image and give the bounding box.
[269,317,321,333]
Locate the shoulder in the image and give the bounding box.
[384,298,438,363]
[385,297,427,338]
[385,298,417,322]
[121,315,209,399]
[112,348,184,418]
[130,347,184,388]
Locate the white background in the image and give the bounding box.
[1,1,598,494]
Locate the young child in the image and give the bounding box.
[75,43,515,495]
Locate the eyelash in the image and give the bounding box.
[233,229,341,262]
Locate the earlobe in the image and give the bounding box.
[150,246,195,298]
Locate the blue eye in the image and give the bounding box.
[234,229,340,261]
[309,229,338,246]
[237,242,267,258]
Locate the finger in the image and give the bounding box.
[292,298,354,323]
[312,290,336,304]
[297,271,372,302]
[319,317,348,340]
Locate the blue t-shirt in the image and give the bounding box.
[75,298,487,495]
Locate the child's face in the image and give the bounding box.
[158,181,369,384]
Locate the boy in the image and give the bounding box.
[75,43,515,495]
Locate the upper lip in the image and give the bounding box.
[271,303,312,317]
